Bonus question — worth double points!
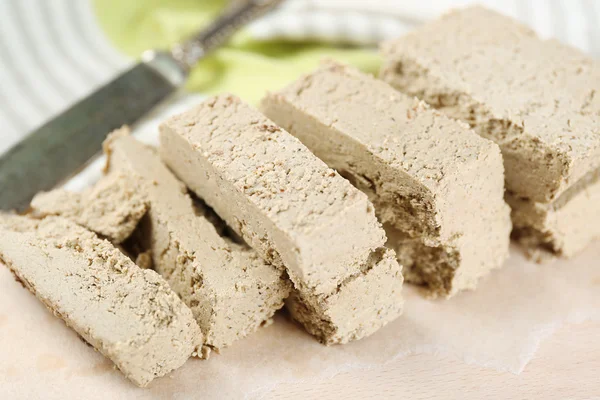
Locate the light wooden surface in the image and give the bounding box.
[1,246,598,400]
[1,253,598,400]
[269,321,600,399]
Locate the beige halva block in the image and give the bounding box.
[159,95,403,344]
[104,129,290,351]
[507,176,600,260]
[31,170,148,243]
[286,248,403,344]
[0,215,202,387]
[262,62,511,297]
[381,6,600,257]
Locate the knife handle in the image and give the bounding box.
[170,0,283,71]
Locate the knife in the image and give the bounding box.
[0,0,282,211]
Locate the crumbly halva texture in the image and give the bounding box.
[0,215,202,388]
[31,170,148,243]
[135,249,154,270]
[158,94,387,296]
[507,172,600,259]
[381,6,600,203]
[261,62,511,297]
[159,95,403,343]
[380,6,600,257]
[286,247,403,344]
[104,128,290,351]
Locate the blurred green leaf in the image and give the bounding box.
[92,0,381,103]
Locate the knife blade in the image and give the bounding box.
[0,0,282,211]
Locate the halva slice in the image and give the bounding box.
[158,94,386,296]
[507,178,600,259]
[380,6,600,257]
[159,95,403,343]
[31,170,148,243]
[0,215,202,387]
[262,62,511,297]
[286,248,403,344]
[104,129,290,351]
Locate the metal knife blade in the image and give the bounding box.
[0,61,179,212]
[0,0,282,211]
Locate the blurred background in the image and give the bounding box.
[1,0,599,155]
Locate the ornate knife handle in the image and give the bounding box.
[142,0,282,87]
[171,0,283,71]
